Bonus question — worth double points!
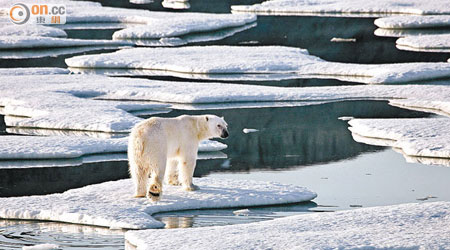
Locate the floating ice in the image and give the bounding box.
[0,135,226,160]
[233,208,251,216]
[0,24,67,38]
[112,13,256,39]
[0,67,69,75]
[231,0,450,16]
[330,37,356,43]
[122,23,256,47]
[0,136,126,160]
[0,151,226,169]
[374,28,450,38]
[396,34,450,53]
[22,243,60,250]
[126,201,450,249]
[375,15,450,29]
[0,178,317,229]
[242,128,259,134]
[348,118,450,159]
[0,36,133,49]
[0,46,125,60]
[65,46,450,84]
[162,0,190,10]
[1,74,450,133]
[4,1,256,41]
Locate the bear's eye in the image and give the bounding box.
[217,124,222,128]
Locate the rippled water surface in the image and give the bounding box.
[1,0,450,248]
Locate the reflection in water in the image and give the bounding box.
[151,101,432,176]
[0,48,119,68]
[210,16,450,63]
[0,220,124,250]
[154,201,317,229]
[0,115,6,135]
[0,161,128,197]
[0,46,125,60]
[90,0,263,13]
[116,22,256,47]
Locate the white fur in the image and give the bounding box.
[128,115,228,201]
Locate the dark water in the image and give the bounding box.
[0,100,431,197]
[1,0,449,248]
[83,0,264,13]
[116,75,362,87]
[1,16,448,70]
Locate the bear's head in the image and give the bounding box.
[205,115,229,139]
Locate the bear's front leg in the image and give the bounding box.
[178,154,199,192]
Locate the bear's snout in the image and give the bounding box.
[221,129,229,139]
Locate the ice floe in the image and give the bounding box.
[0,67,69,75]
[348,118,450,159]
[0,36,132,49]
[0,24,67,38]
[1,74,450,133]
[2,1,255,40]
[122,23,256,47]
[374,28,450,38]
[112,13,256,39]
[0,151,226,169]
[22,243,60,250]
[231,0,450,16]
[0,178,317,229]
[126,201,450,249]
[375,15,450,29]
[396,34,450,53]
[65,46,450,84]
[0,46,125,60]
[0,135,226,160]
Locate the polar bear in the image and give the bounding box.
[128,114,229,201]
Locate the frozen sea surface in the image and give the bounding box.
[231,0,450,16]
[65,46,450,84]
[374,15,450,29]
[0,136,226,160]
[0,36,133,49]
[126,201,450,250]
[349,118,450,159]
[0,178,316,229]
[1,74,450,133]
[396,34,450,53]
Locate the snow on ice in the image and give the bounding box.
[65,46,450,84]
[0,178,316,229]
[0,36,132,49]
[374,15,450,29]
[396,34,450,53]
[126,201,450,249]
[0,135,226,160]
[231,0,450,16]
[1,74,450,133]
[0,24,67,38]
[348,118,450,159]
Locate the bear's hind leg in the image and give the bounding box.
[130,162,148,198]
[165,159,181,186]
[147,157,166,201]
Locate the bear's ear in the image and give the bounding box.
[205,116,209,122]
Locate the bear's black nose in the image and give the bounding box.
[221,130,229,139]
